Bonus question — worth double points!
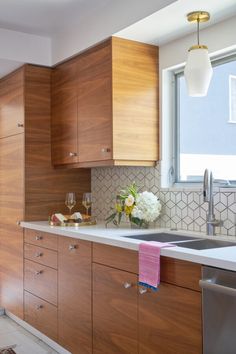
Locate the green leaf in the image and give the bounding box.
[105,212,117,226]
[118,212,122,224]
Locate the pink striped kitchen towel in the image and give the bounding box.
[139,241,175,291]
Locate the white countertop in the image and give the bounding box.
[21,221,236,272]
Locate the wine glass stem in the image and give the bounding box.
[86,208,89,216]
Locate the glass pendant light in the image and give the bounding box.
[184,11,213,97]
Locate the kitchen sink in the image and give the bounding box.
[172,239,236,250]
[124,232,198,243]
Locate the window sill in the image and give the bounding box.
[161,183,236,193]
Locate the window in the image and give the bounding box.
[174,55,236,183]
[229,75,236,123]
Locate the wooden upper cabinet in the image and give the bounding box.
[51,37,158,167]
[112,37,158,164]
[0,69,24,138]
[78,41,113,163]
[51,58,79,165]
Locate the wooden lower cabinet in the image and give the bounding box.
[93,263,138,354]
[92,244,202,354]
[21,234,202,354]
[24,291,57,341]
[0,225,24,318]
[58,237,92,354]
[24,259,58,306]
[139,282,202,354]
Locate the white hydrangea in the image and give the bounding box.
[131,191,161,222]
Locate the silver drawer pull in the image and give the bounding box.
[69,244,77,251]
[17,123,24,128]
[101,148,110,153]
[36,305,43,310]
[139,287,147,295]
[69,152,77,157]
[35,236,43,241]
[123,282,132,289]
[35,270,43,276]
[35,252,43,258]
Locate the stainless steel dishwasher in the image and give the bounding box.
[200,266,236,354]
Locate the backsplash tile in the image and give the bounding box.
[91,165,236,237]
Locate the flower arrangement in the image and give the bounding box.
[105,183,161,228]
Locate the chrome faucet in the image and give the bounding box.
[203,169,221,236]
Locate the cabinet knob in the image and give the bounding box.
[17,123,24,128]
[36,305,43,310]
[139,287,147,295]
[69,244,77,251]
[16,221,21,226]
[35,270,43,276]
[101,148,110,153]
[35,252,43,258]
[69,152,77,157]
[35,235,43,241]
[123,282,132,289]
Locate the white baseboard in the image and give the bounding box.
[5,310,71,354]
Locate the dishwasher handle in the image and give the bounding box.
[199,279,236,297]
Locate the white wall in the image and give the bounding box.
[160,15,236,70]
[0,28,51,66]
[51,0,176,64]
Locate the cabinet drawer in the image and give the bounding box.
[160,257,201,292]
[93,243,138,274]
[24,244,58,269]
[24,228,58,251]
[24,259,57,305]
[24,291,57,341]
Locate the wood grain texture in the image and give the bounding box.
[0,64,90,320]
[112,37,159,162]
[0,68,24,138]
[24,64,91,220]
[0,133,24,318]
[75,159,155,168]
[77,40,113,163]
[24,259,58,305]
[0,225,24,319]
[24,244,58,269]
[93,243,138,274]
[161,256,202,292]
[51,58,79,165]
[24,228,58,250]
[139,282,202,354]
[93,263,138,354]
[58,237,92,354]
[24,291,58,341]
[51,37,158,167]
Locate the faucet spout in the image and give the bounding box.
[203,168,221,236]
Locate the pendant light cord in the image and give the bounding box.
[197,16,200,45]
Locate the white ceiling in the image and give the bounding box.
[0,0,112,37]
[0,0,235,78]
[115,0,236,45]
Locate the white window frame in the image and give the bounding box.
[160,53,236,190]
[229,74,236,123]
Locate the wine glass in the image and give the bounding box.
[65,192,76,215]
[82,193,92,216]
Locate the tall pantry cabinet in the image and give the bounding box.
[0,65,91,318]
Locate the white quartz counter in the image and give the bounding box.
[21,221,236,272]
